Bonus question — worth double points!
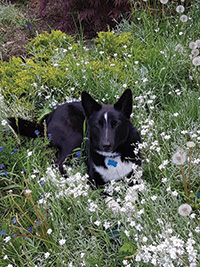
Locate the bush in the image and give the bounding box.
[0,30,146,118]
[27,30,76,61]
[94,29,145,60]
[39,0,131,37]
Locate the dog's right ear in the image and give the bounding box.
[81,91,101,118]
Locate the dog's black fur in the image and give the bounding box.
[9,89,141,187]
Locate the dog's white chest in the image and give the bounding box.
[94,155,133,183]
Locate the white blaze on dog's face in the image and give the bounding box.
[104,112,108,141]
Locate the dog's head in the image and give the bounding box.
[81,89,133,153]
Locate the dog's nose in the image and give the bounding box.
[102,141,112,152]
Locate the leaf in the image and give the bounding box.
[38,108,52,123]
[120,242,135,254]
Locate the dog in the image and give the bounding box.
[9,89,141,187]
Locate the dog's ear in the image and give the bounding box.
[114,89,132,118]
[81,91,101,118]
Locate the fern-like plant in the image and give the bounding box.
[39,0,131,37]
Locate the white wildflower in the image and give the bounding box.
[191,49,199,57]
[151,195,157,201]
[142,78,148,83]
[27,151,33,157]
[195,39,200,48]
[158,160,169,170]
[122,260,128,265]
[180,15,188,22]
[94,220,101,227]
[167,228,173,234]
[171,190,178,197]
[135,224,143,231]
[44,252,50,259]
[47,228,52,235]
[1,120,7,126]
[176,5,185,13]
[162,177,168,183]
[130,221,136,227]
[172,150,186,165]
[178,203,192,216]
[189,42,197,50]
[125,187,138,203]
[88,201,98,212]
[3,236,11,243]
[59,239,66,246]
[142,236,148,242]
[160,0,168,4]
[186,141,195,148]
[166,186,171,192]
[164,135,171,140]
[80,253,85,258]
[103,221,111,230]
[23,189,32,194]
[192,57,200,66]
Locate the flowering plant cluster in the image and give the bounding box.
[189,40,200,67]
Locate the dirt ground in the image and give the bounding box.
[0,0,59,61]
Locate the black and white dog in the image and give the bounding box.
[9,89,141,187]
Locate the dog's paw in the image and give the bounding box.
[105,197,121,213]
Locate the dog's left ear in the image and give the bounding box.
[114,89,132,118]
[81,91,102,118]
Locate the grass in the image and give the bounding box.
[0,1,200,266]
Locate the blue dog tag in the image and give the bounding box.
[107,159,118,167]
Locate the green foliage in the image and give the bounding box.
[0,30,147,117]
[0,3,24,27]
[94,29,146,61]
[27,30,76,61]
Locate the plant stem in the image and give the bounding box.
[180,165,188,199]
[188,149,192,198]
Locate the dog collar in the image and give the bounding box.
[96,150,121,158]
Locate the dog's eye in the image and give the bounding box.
[97,120,103,127]
[111,120,118,127]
